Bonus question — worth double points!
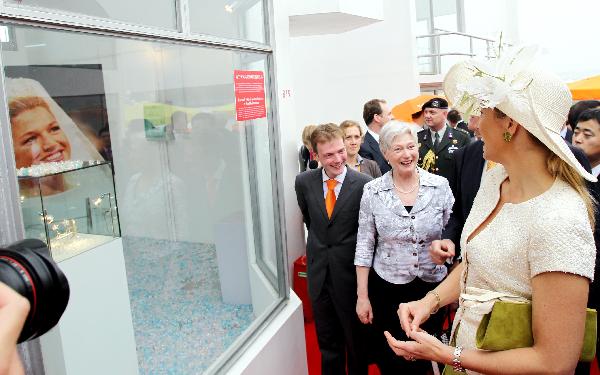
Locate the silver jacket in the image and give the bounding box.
[354,168,454,284]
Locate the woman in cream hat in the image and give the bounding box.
[384,46,597,374]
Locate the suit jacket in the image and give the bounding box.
[418,125,470,188]
[295,168,372,301]
[443,140,593,260]
[359,132,391,174]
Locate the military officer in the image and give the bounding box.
[417,98,470,186]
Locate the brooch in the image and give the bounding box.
[452,139,458,144]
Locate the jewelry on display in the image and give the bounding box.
[452,346,466,373]
[392,174,420,194]
[50,219,78,241]
[17,160,102,177]
[426,290,441,314]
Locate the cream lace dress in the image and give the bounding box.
[451,165,596,375]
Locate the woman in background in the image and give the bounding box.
[299,124,318,172]
[340,120,381,178]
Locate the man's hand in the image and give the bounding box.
[429,239,456,265]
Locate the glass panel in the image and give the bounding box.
[432,0,458,32]
[5,0,177,29]
[1,24,282,373]
[189,0,266,43]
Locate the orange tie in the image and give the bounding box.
[325,179,338,219]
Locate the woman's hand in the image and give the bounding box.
[397,294,437,336]
[384,329,453,364]
[356,296,373,324]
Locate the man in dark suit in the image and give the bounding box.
[447,109,472,137]
[417,98,470,187]
[295,123,372,375]
[359,99,392,174]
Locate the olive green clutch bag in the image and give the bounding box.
[475,301,597,362]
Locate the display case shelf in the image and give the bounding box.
[18,161,120,261]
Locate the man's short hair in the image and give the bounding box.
[363,99,386,126]
[447,109,462,124]
[568,100,600,127]
[576,108,600,127]
[422,97,448,110]
[311,123,344,154]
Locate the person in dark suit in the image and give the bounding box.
[564,100,600,144]
[359,99,392,174]
[417,98,470,187]
[295,123,372,375]
[447,109,472,137]
[572,108,600,374]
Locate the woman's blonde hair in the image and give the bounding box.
[547,154,596,228]
[493,108,596,227]
[302,124,318,149]
[339,120,363,137]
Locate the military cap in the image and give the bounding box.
[422,97,449,110]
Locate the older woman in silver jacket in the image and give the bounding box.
[354,121,454,374]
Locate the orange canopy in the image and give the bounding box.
[392,94,441,122]
[568,75,600,100]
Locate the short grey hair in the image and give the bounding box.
[379,120,418,154]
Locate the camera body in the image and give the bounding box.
[0,239,69,343]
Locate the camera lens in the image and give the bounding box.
[0,239,69,343]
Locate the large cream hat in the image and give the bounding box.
[443,46,596,182]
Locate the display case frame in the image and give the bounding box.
[18,161,121,262]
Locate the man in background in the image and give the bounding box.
[417,98,470,186]
[359,99,392,174]
[447,109,471,137]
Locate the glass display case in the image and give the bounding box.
[18,161,120,262]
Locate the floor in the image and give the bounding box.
[123,237,254,374]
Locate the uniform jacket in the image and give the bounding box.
[418,125,470,187]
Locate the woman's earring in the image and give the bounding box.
[503,131,512,142]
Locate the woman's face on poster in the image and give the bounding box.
[11,105,72,168]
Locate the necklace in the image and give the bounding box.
[392,174,420,194]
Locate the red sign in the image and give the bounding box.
[233,70,266,121]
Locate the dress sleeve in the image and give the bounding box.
[354,184,377,267]
[528,200,595,281]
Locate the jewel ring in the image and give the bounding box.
[408,355,417,362]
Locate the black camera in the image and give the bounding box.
[0,239,69,343]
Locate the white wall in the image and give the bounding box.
[270,0,307,280]
[289,0,420,134]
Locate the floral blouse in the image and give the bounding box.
[354,168,454,284]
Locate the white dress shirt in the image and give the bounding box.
[322,166,347,199]
[367,128,380,143]
[592,164,600,178]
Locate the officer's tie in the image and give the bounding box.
[433,132,440,152]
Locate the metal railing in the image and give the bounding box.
[416,29,511,75]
